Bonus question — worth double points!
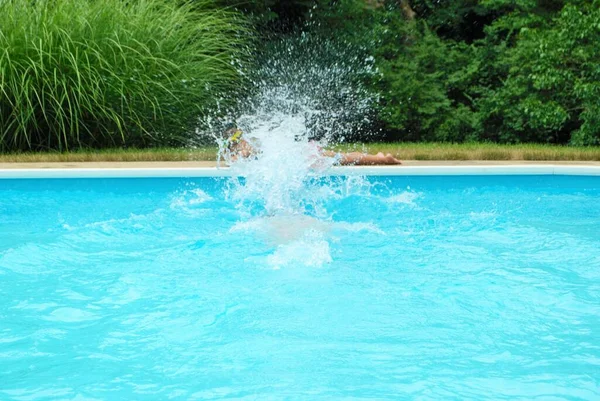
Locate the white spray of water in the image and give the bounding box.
[201,35,384,267]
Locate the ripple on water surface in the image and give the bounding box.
[1,175,599,400]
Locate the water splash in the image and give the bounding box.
[230,216,387,269]
[200,34,382,267]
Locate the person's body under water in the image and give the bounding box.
[225,129,402,166]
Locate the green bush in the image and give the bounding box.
[0,0,248,151]
[305,0,599,145]
[302,0,481,142]
[376,24,482,142]
[479,1,600,144]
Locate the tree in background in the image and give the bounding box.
[178,0,600,145]
[216,0,314,34]
[311,0,600,144]
[478,0,600,144]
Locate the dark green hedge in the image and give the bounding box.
[227,0,600,144]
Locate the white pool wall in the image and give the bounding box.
[0,165,599,179]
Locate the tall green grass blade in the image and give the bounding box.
[0,0,250,151]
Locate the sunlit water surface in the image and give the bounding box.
[1,175,599,400]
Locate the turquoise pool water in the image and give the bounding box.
[1,175,599,400]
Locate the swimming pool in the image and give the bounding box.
[1,173,599,400]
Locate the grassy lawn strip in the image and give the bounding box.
[0,148,218,163]
[335,143,600,161]
[1,143,600,163]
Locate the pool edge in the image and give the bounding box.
[1,165,600,178]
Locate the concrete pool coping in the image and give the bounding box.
[1,161,600,178]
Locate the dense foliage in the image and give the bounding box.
[0,0,247,151]
[481,2,600,145]
[1,0,598,149]
[231,0,600,144]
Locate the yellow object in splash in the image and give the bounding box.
[229,129,243,142]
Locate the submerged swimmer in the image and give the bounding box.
[225,129,402,165]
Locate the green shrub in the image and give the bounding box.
[306,0,483,142]
[0,0,248,151]
[376,24,482,142]
[476,2,600,144]
[305,0,600,144]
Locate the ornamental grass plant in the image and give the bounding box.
[0,0,248,151]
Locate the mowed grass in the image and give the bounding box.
[336,143,600,161]
[1,143,600,163]
[0,148,218,162]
